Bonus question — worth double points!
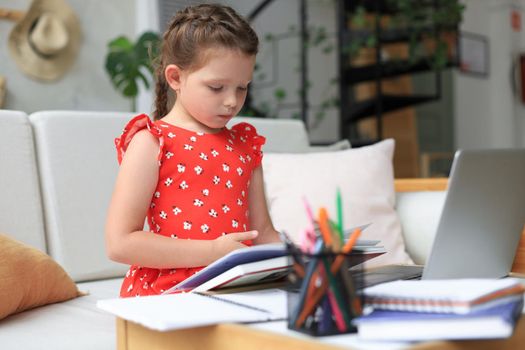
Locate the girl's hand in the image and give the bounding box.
[212,230,258,259]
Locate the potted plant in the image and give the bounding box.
[105,31,160,111]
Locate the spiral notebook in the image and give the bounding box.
[354,298,524,341]
[362,278,525,314]
[97,289,287,332]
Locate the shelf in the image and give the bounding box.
[344,59,457,85]
[345,0,437,15]
[343,26,458,45]
[346,94,438,123]
[337,0,461,142]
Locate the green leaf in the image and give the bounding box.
[274,88,286,101]
[104,31,161,107]
[123,80,138,97]
[108,37,133,51]
[322,45,334,54]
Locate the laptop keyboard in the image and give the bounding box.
[352,265,424,289]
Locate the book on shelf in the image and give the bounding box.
[362,278,525,314]
[163,240,386,294]
[353,297,524,341]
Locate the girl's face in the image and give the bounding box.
[168,47,255,133]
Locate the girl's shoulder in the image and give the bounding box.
[115,114,164,164]
[230,122,265,142]
[229,122,266,166]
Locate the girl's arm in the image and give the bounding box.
[105,130,256,269]
[248,166,282,244]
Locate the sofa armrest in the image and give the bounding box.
[394,178,447,265]
[394,178,525,272]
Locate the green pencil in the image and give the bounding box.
[336,188,344,242]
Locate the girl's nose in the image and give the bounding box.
[224,94,237,110]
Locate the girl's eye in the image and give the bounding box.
[208,86,223,92]
[238,86,248,92]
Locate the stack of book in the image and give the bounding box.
[353,279,525,341]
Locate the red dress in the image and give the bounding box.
[115,114,265,297]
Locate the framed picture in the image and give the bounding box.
[459,32,489,77]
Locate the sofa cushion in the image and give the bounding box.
[0,234,80,320]
[262,139,414,266]
[0,110,46,251]
[29,111,133,281]
[0,278,121,350]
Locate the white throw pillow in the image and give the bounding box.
[262,139,414,267]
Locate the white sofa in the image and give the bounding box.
[0,110,445,349]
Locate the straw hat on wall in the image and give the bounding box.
[7,0,82,81]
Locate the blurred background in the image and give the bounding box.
[1,0,524,178]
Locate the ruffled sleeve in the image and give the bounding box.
[114,114,164,165]
[231,122,266,167]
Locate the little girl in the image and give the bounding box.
[105,3,281,297]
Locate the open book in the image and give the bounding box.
[164,240,386,294]
[163,243,288,294]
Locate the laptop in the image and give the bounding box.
[359,148,525,288]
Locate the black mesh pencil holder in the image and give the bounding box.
[285,243,364,336]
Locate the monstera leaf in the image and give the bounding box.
[105,31,160,110]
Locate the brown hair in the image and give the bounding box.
[152,3,259,120]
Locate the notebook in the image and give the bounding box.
[361,148,525,287]
[97,289,287,331]
[362,278,525,314]
[353,298,524,341]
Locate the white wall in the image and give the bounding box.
[0,0,135,113]
[455,0,525,149]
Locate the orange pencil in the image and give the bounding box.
[318,207,333,247]
[332,227,362,271]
